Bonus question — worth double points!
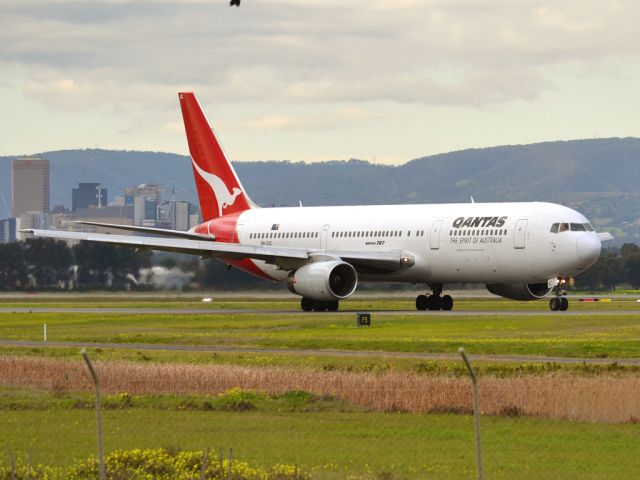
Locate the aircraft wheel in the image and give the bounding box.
[560,297,569,311]
[427,295,443,311]
[416,294,428,311]
[301,298,313,312]
[549,297,560,311]
[442,295,454,311]
[327,301,339,312]
[312,301,328,312]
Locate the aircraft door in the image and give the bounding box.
[321,224,330,249]
[514,219,528,249]
[430,220,443,250]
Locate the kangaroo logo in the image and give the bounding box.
[191,159,243,217]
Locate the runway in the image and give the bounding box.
[0,338,638,366]
[0,307,639,315]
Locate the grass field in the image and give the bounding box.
[1,301,640,358]
[1,387,640,479]
[2,356,639,423]
[1,292,639,311]
[1,294,640,478]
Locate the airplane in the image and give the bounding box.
[22,92,611,312]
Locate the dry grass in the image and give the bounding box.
[1,356,639,424]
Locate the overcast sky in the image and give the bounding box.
[2,0,639,164]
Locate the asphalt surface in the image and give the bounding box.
[1,307,639,315]
[0,339,638,366]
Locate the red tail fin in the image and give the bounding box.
[179,92,252,221]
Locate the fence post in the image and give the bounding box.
[227,448,233,480]
[199,447,209,480]
[27,448,33,480]
[9,449,15,480]
[459,347,483,480]
[81,349,106,480]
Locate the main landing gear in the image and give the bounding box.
[301,298,339,312]
[415,284,454,311]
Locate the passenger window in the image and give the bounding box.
[559,223,569,233]
[570,223,586,232]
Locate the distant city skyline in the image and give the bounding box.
[1,1,639,165]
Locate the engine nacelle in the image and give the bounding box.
[486,282,552,301]
[287,261,358,301]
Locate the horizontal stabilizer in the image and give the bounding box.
[598,232,615,242]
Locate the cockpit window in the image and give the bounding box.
[552,222,595,233]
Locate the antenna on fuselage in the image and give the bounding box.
[470,196,475,203]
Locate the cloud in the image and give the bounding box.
[1,0,639,114]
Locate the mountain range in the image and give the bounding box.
[1,137,639,244]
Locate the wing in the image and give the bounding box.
[69,221,213,241]
[21,229,415,273]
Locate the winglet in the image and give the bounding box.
[179,92,254,221]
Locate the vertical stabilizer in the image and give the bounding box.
[179,92,253,221]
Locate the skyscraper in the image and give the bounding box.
[72,182,107,211]
[12,156,50,217]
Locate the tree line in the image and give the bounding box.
[0,238,271,291]
[0,238,638,292]
[574,243,640,291]
[0,238,151,290]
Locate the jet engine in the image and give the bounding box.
[486,282,552,301]
[287,261,358,301]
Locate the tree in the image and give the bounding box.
[72,242,151,289]
[23,238,73,289]
[0,242,27,290]
[620,243,640,257]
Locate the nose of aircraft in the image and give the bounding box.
[576,234,601,266]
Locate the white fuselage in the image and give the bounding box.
[230,201,601,285]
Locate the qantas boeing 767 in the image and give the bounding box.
[23,92,611,312]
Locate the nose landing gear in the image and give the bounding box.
[550,295,569,311]
[416,284,454,311]
[549,278,570,311]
